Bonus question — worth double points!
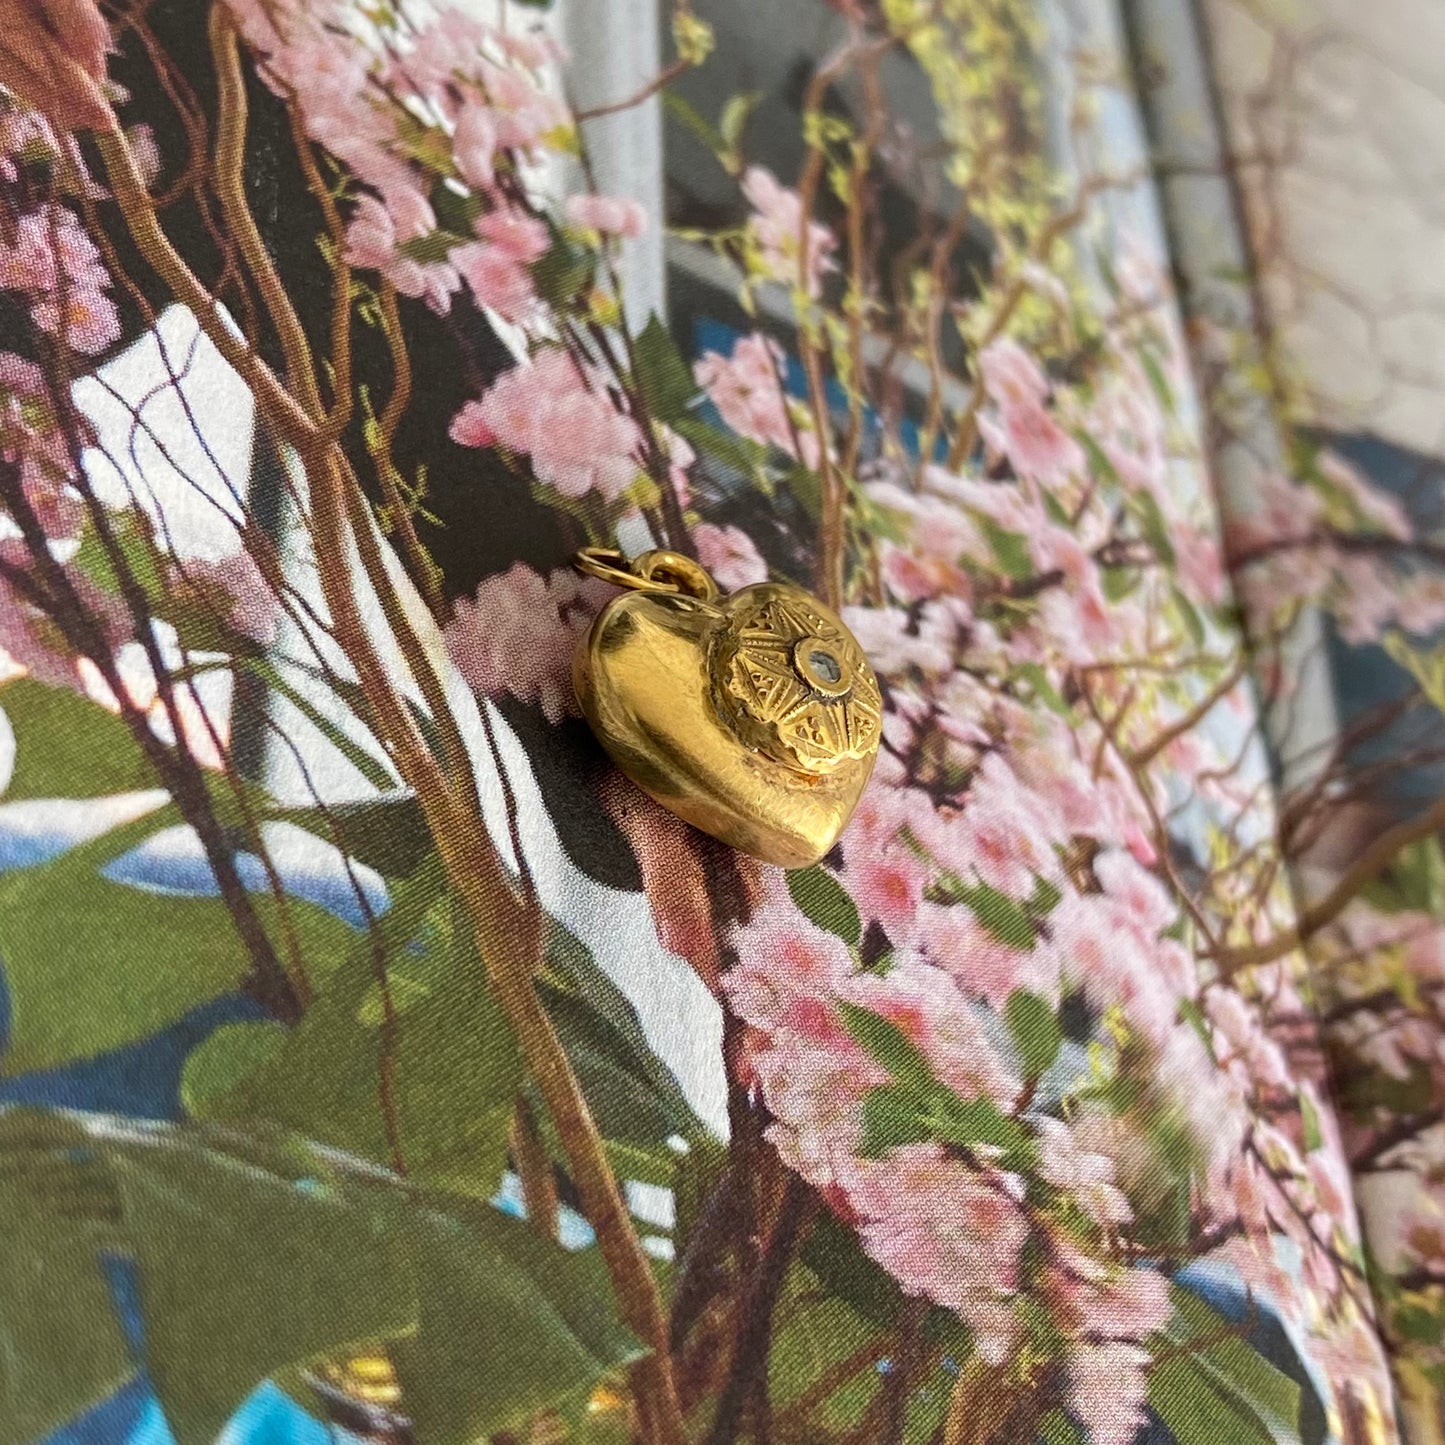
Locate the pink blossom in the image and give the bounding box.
[0,352,78,538]
[1331,552,1399,645]
[1093,849,1176,936]
[843,599,966,678]
[695,332,805,460]
[452,100,499,189]
[979,398,1084,484]
[1067,1341,1152,1445]
[843,841,929,940]
[1226,469,1324,555]
[475,209,550,264]
[1035,1117,1134,1225]
[0,204,119,355]
[936,753,1067,897]
[979,339,1049,412]
[724,895,859,1032]
[845,1146,1028,1359]
[172,552,278,646]
[741,165,836,297]
[1173,523,1228,605]
[1396,572,1445,636]
[693,523,766,591]
[450,242,536,323]
[845,960,1017,1103]
[1319,452,1411,541]
[566,193,648,239]
[917,901,1062,1007]
[866,481,982,567]
[343,190,460,314]
[444,563,607,722]
[450,349,643,501]
[879,543,973,606]
[1050,894,1179,1048]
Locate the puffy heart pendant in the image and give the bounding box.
[572,548,882,868]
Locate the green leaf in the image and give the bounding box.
[0,810,354,1075]
[396,229,470,265]
[266,797,434,880]
[1005,989,1061,1079]
[800,1210,904,1327]
[1028,875,1064,916]
[783,460,823,520]
[1360,835,1445,915]
[959,881,1036,949]
[1148,1355,1288,1445]
[719,91,761,152]
[179,1022,288,1119]
[1133,488,1177,566]
[837,1002,933,1088]
[72,513,166,611]
[0,1113,135,1445]
[1173,585,1207,648]
[673,416,768,478]
[531,244,593,309]
[538,921,704,1156]
[1298,1088,1324,1154]
[1101,564,1139,603]
[1392,1301,1445,1344]
[1012,662,1070,716]
[841,1003,1032,1160]
[394,1197,646,1445]
[1149,1287,1303,1445]
[206,866,522,1197]
[633,314,698,426]
[109,1130,415,1445]
[858,1083,936,1156]
[661,91,726,158]
[0,1111,643,1445]
[766,1262,884,1434]
[1139,348,1175,415]
[982,520,1032,580]
[788,866,862,945]
[1038,1409,1086,1445]
[0,678,156,799]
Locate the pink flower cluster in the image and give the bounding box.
[741,166,836,298]
[724,834,1197,1438]
[444,562,609,723]
[694,331,823,469]
[696,304,1378,1432]
[0,201,119,356]
[449,349,643,502]
[976,339,1083,484]
[225,0,641,333]
[693,523,767,591]
[1228,458,1445,645]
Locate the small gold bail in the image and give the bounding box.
[573,546,719,602]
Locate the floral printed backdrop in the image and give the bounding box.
[0,2,1440,1445]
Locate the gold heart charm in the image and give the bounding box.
[572,548,882,868]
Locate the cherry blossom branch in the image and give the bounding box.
[575,57,692,123]
[1212,787,1445,973]
[944,169,1146,471]
[1130,654,1249,769]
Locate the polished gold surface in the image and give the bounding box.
[572,548,881,868]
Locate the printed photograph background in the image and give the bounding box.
[0,3,1441,1445]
